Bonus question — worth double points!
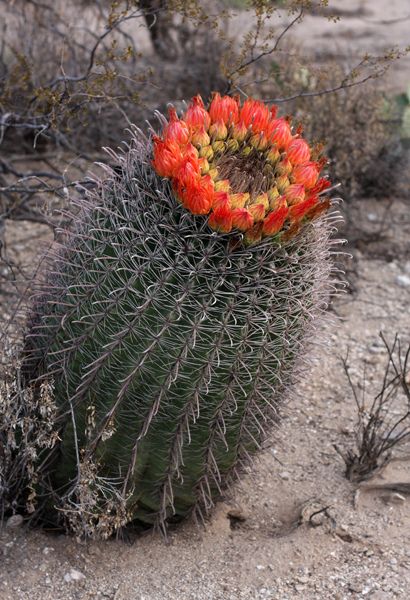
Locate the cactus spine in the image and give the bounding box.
[23,96,339,536]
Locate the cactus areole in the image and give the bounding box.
[24,94,338,537]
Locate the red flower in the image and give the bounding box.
[240,99,270,134]
[212,191,231,210]
[262,201,289,236]
[285,183,305,205]
[289,195,318,222]
[174,156,201,190]
[179,174,214,215]
[231,208,254,231]
[292,162,319,189]
[249,203,266,222]
[287,139,311,165]
[310,177,331,195]
[184,95,211,131]
[268,117,293,149]
[152,136,185,178]
[208,206,233,232]
[164,107,190,146]
[151,93,331,244]
[209,93,239,126]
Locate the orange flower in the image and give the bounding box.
[289,195,318,222]
[174,156,201,190]
[209,93,239,126]
[151,94,331,244]
[191,127,211,147]
[262,202,289,236]
[231,208,254,231]
[152,137,185,178]
[179,174,214,215]
[310,177,331,195]
[287,139,311,165]
[208,206,233,232]
[268,117,293,149]
[285,183,305,205]
[240,99,271,134]
[275,158,293,176]
[292,162,319,189]
[164,107,190,146]
[212,191,231,210]
[183,95,211,131]
[249,203,266,222]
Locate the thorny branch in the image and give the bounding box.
[335,334,410,483]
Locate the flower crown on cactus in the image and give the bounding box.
[152,93,331,245]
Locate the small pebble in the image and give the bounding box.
[395,274,410,288]
[6,515,23,529]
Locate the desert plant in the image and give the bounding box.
[20,94,340,536]
[336,333,410,482]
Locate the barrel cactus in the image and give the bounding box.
[23,94,340,537]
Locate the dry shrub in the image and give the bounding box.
[336,334,410,483]
[0,361,58,520]
[298,75,404,200]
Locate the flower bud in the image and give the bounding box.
[262,201,289,236]
[214,179,230,192]
[276,175,290,194]
[191,127,211,148]
[248,203,266,222]
[250,133,269,151]
[208,206,233,233]
[287,138,311,165]
[164,107,190,145]
[199,158,210,174]
[284,183,305,205]
[267,186,280,206]
[275,158,293,176]
[198,145,214,161]
[209,120,228,141]
[253,192,269,211]
[230,192,250,209]
[232,208,254,231]
[184,95,211,131]
[226,138,240,153]
[291,162,319,189]
[212,191,231,210]
[212,141,226,154]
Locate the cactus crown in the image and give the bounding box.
[152,93,331,244]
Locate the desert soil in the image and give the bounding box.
[1,1,410,599]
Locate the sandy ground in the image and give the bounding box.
[1,197,410,600]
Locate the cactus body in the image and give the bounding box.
[23,99,338,535]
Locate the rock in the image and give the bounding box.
[395,274,410,288]
[381,492,406,505]
[279,471,290,480]
[64,568,86,583]
[227,507,249,522]
[6,515,24,529]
